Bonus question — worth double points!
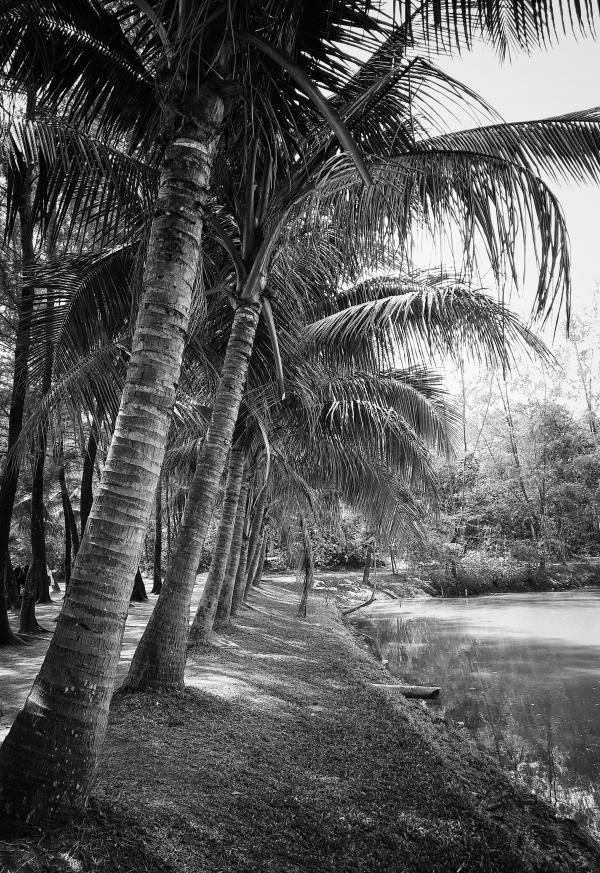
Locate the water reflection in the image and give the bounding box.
[357,591,600,836]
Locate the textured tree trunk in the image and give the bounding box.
[58,464,80,557]
[247,534,267,597]
[57,448,80,595]
[213,463,249,630]
[63,499,72,593]
[241,490,267,601]
[230,515,251,619]
[0,93,225,834]
[28,292,54,610]
[243,504,268,601]
[80,421,98,537]
[190,444,246,641]
[296,515,314,618]
[152,473,162,595]
[165,474,172,562]
[121,301,261,693]
[4,555,20,612]
[0,558,24,646]
[0,94,35,646]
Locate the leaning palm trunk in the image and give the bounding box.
[230,512,251,618]
[152,472,163,595]
[214,468,249,630]
[248,533,268,595]
[190,443,246,642]
[242,489,268,601]
[121,300,261,691]
[0,102,35,646]
[0,96,224,834]
[80,417,99,538]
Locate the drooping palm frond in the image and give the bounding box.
[0,0,156,146]
[23,245,140,388]
[316,368,459,453]
[421,108,600,186]
[304,277,551,371]
[291,150,571,322]
[6,342,128,469]
[3,120,156,245]
[408,0,600,58]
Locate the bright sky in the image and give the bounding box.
[435,34,600,320]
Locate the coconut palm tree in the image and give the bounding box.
[0,1,392,830]
[1,0,600,834]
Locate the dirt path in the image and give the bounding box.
[2,575,599,872]
[0,575,206,742]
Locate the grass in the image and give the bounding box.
[1,578,599,872]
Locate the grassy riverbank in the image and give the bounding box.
[2,578,600,872]
[311,557,600,607]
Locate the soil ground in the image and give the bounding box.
[1,573,600,872]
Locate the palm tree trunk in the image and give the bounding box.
[4,555,20,612]
[121,300,261,692]
[214,465,249,630]
[190,443,246,642]
[165,473,171,562]
[80,420,99,538]
[152,472,162,594]
[0,94,225,834]
[23,291,54,619]
[230,513,251,618]
[248,533,268,596]
[0,92,36,646]
[62,496,72,593]
[243,501,268,601]
[296,515,314,619]
[58,461,80,558]
[0,558,24,647]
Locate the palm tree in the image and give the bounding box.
[1,0,599,834]
[0,0,390,831]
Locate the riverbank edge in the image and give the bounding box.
[2,579,600,872]
[302,557,600,606]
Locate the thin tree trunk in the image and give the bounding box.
[188,443,246,642]
[242,490,268,602]
[62,495,72,593]
[230,514,251,618]
[165,473,171,562]
[0,92,36,646]
[152,472,162,594]
[121,300,261,692]
[214,466,249,630]
[4,555,20,612]
[80,421,98,538]
[0,557,24,647]
[296,515,314,619]
[0,91,225,834]
[247,533,267,596]
[27,291,54,610]
[342,543,376,616]
[57,446,80,589]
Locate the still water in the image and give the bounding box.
[356,590,600,834]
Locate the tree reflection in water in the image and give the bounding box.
[357,595,600,836]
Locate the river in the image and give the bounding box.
[356,589,600,835]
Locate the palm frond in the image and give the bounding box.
[304,278,551,371]
[3,119,156,245]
